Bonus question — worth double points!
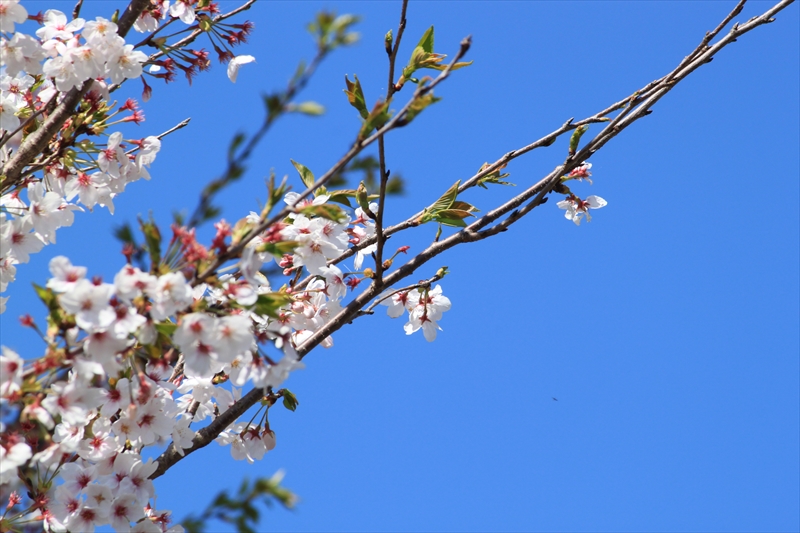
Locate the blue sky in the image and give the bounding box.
[2,1,799,531]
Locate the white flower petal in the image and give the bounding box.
[227,55,256,83]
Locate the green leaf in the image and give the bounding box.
[359,99,391,141]
[386,176,404,195]
[435,216,468,228]
[435,208,475,220]
[326,190,354,207]
[261,171,288,219]
[257,240,299,259]
[290,160,316,189]
[253,292,294,318]
[429,180,460,213]
[33,283,59,311]
[344,75,368,119]
[228,132,245,161]
[418,26,435,53]
[282,389,299,411]
[402,93,442,125]
[426,60,474,72]
[139,216,161,269]
[291,60,306,85]
[154,322,178,336]
[298,203,347,223]
[262,94,283,119]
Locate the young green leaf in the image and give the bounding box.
[344,75,369,119]
[139,215,161,270]
[154,322,178,336]
[290,160,316,189]
[282,389,299,411]
[253,292,295,318]
[298,204,347,223]
[401,93,442,125]
[358,100,391,141]
[33,284,59,311]
[417,26,435,54]
[257,241,299,259]
[429,180,461,213]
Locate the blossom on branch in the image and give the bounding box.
[556,194,607,226]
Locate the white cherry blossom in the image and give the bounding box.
[0,0,28,33]
[556,194,607,226]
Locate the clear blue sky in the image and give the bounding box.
[2,1,798,531]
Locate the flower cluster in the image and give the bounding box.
[2,171,459,525]
[382,284,452,342]
[555,163,607,226]
[0,0,256,310]
[0,252,305,531]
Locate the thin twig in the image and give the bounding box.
[375,0,410,281]
[157,118,191,140]
[72,0,84,20]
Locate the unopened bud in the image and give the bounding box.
[363,267,374,279]
[382,259,393,270]
[384,29,393,55]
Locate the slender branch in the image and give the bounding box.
[150,0,794,482]
[72,0,84,20]
[375,0,410,281]
[156,118,191,140]
[149,0,255,61]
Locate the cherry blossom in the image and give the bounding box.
[0,0,28,33]
[556,194,607,226]
[0,347,23,397]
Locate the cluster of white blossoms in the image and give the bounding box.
[0,181,453,528]
[0,0,255,312]
[0,253,304,531]
[382,284,452,342]
[0,130,162,308]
